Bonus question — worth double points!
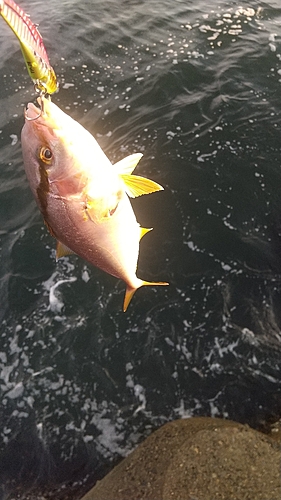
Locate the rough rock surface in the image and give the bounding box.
[81,417,281,500]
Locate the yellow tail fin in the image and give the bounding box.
[123,281,169,312]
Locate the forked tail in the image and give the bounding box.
[123,281,169,312]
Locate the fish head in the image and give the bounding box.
[21,97,95,199]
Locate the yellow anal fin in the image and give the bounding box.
[114,153,143,175]
[56,241,76,260]
[140,227,153,240]
[121,174,164,198]
[123,281,169,312]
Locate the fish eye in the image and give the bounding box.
[40,146,53,164]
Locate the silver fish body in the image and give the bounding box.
[21,97,168,310]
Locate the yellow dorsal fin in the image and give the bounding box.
[56,241,76,260]
[123,280,169,312]
[114,153,164,198]
[121,174,164,198]
[114,153,143,175]
[140,227,153,240]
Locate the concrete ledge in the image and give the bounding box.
[80,416,281,500]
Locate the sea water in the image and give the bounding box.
[0,0,281,498]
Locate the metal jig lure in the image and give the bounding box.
[0,0,58,95]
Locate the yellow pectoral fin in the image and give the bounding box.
[85,198,99,222]
[114,153,143,175]
[56,241,76,260]
[86,197,119,222]
[121,174,164,198]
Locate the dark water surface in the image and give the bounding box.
[1,0,281,498]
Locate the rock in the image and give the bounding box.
[80,416,281,500]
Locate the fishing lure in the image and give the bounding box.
[0,0,58,95]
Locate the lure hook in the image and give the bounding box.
[24,81,48,121]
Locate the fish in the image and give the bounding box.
[0,0,58,94]
[21,97,168,311]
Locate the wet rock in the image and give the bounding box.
[81,417,281,500]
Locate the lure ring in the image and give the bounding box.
[24,82,48,121]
